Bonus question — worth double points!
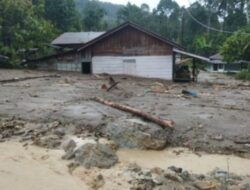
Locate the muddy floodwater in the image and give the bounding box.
[118,148,250,176]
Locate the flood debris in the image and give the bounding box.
[92,97,174,129]
[182,89,198,97]
[0,75,60,83]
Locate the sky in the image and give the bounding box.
[99,0,191,9]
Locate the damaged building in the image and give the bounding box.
[28,22,184,80]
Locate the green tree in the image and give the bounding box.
[82,1,106,31]
[221,25,250,62]
[0,0,57,66]
[44,0,80,32]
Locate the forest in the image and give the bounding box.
[0,0,249,72]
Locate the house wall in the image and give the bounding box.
[35,52,82,72]
[87,26,174,79]
[205,63,242,73]
[92,56,173,80]
[90,26,173,56]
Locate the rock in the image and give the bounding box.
[180,170,190,181]
[90,174,105,190]
[98,138,117,151]
[74,143,118,169]
[126,163,142,173]
[214,170,228,178]
[168,166,183,173]
[48,121,60,129]
[164,169,183,183]
[241,183,250,190]
[193,180,218,190]
[34,135,61,148]
[62,139,76,152]
[130,178,155,190]
[212,134,224,141]
[62,139,77,160]
[53,127,66,137]
[152,176,164,185]
[104,118,172,150]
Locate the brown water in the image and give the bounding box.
[118,148,250,176]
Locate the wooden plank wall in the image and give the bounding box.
[89,26,173,56]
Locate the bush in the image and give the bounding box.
[236,70,250,80]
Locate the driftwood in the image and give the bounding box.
[107,82,119,92]
[92,97,174,129]
[0,75,60,83]
[234,140,250,145]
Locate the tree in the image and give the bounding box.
[221,25,250,62]
[44,0,80,32]
[82,1,106,31]
[0,0,57,66]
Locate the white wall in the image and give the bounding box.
[92,56,173,80]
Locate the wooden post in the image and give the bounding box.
[172,52,176,81]
[192,58,196,82]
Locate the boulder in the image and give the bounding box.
[104,118,171,150]
[74,143,118,169]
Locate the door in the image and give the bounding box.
[123,59,136,75]
[213,64,218,71]
[82,62,91,74]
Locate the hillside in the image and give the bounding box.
[74,0,122,22]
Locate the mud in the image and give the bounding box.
[0,69,249,154]
[0,69,250,189]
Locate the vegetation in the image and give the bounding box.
[236,70,250,80]
[0,0,249,69]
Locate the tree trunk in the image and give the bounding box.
[92,97,174,129]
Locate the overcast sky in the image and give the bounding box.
[99,0,192,9]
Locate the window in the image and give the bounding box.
[123,59,136,63]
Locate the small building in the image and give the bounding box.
[29,22,184,80]
[206,53,244,73]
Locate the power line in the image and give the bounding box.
[185,0,250,35]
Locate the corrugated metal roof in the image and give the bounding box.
[209,53,223,60]
[173,48,210,62]
[51,32,105,45]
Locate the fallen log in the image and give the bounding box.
[0,75,60,83]
[92,97,174,129]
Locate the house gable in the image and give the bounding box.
[90,25,173,56]
[78,22,182,56]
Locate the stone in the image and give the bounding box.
[62,139,76,152]
[34,135,61,148]
[152,176,164,186]
[53,128,66,137]
[212,134,224,141]
[164,169,183,183]
[214,170,228,178]
[168,166,183,173]
[90,174,105,190]
[193,180,218,190]
[104,118,172,150]
[74,143,118,169]
[180,170,190,181]
[241,183,250,190]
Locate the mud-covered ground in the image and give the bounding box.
[0,69,250,190]
[0,69,249,154]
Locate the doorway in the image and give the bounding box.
[81,62,91,74]
[213,64,218,71]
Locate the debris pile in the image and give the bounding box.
[126,165,250,190]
